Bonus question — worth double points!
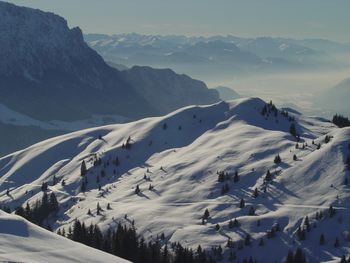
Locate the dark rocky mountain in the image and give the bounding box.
[0,1,219,122]
[0,1,219,156]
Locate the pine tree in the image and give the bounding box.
[294,248,307,263]
[259,238,264,246]
[135,185,140,194]
[304,216,310,232]
[293,154,297,161]
[265,170,272,181]
[297,226,305,241]
[233,170,239,183]
[325,135,331,143]
[49,192,59,211]
[274,154,282,164]
[253,188,259,198]
[228,219,234,229]
[334,237,340,247]
[244,234,251,246]
[15,206,25,217]
[80,180,87,192]
[41,182,48,192]
[233,218,239,227]
[319,233,325,245]
[329,205,336,217]
[228,251,236,262]
[248,206,255,216]
[203,209,210,220]
[286,250,294,263]
[290,123,297,137]
[239,198,245,208]
[97,202,102,215]
[81,160,87,176]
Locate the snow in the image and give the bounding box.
[0,211,130,263]
[0,97,349,262]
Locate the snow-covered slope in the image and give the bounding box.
[1,98,349,262]
[0,211,129,263]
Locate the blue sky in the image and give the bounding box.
[6,0,350,42]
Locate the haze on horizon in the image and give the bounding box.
[5,0,350,43]
[3,0,350,119]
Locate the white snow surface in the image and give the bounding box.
[1,97,350,262]
[0,211,129,263]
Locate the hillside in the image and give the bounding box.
[1,97,349,262]
[0,211,129,263]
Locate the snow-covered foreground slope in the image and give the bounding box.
[0,211,129,263]
[1,98,349,262]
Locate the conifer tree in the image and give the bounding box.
[274,154,282,164]
[329,205,336,217]
[286,250,294,263]
[228,219,234,229]
[265,170,272,181]
[334,237,340,247]
[233,171,239,183]
[135,185,140,194]
[97,202,102,215]
[259,238,264,246]
[290,123,297,137]
[320,233,325,245]
[304,216,310,232]
[239,198,245,208]
[248,206,255,216]
[81,160,87,176]
[253,188,259,198]
[203,209,210,220]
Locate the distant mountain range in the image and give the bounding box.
[214,86,241,101]
[315,78,350,117]
[85,33,350,77]
[0,1,219,156]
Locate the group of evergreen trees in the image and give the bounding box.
[217,170,240,195]
[332,114,350,128]
[285,248,307,263]
[15,192,59,226]
[60,219,216,263]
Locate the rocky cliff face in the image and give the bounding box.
[0,1,219,122]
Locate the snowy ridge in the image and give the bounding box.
[0,211,130,263]
[1,98,349,262]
